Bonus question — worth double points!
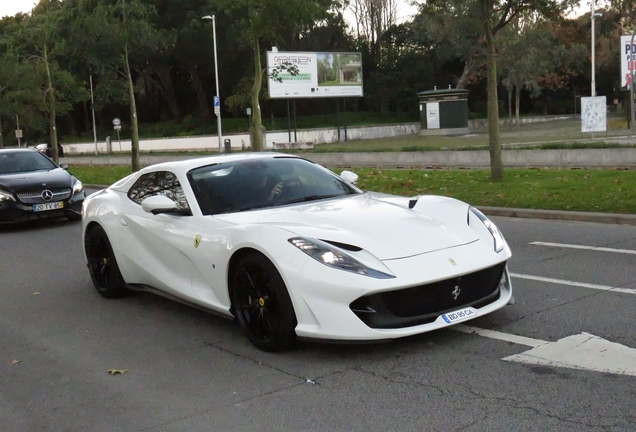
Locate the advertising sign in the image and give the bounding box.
[581,96,607,133]
[267,51,363,98]
[621,35,636,87]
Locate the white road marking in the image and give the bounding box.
[454,325,636,377]
[510,273,636,296]
[454,324,545,348]
[530,241,636,255]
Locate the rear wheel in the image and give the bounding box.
[231,252,297,352]
[85,225,127,298]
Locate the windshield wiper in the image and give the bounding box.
[276,194,342,205]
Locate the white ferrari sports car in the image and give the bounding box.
[82,153,512,351]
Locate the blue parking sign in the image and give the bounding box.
[214,96,220,107]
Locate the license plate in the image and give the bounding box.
[33,202,63,212]
[441,307,477,324]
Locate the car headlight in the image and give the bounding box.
[0,189,15,202]
[469,207,505,253]
[288,237,395,279]
[72,180,83,194]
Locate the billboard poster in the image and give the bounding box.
[267,51,363,98]
[621,35,636,88]
[581,96,607,133]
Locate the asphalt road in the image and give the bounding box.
[1,208,635,431]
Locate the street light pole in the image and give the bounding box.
[203,15,223,153]
[90,74,98,155]
[630,29,636,132]
[591,0,596,97]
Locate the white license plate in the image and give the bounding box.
[441,307,477,324]
[33,202,64,212]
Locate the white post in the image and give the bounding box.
[203,15,223,153]
[631,30,636,132]
[591,0,596,97]
[90,74,98,155]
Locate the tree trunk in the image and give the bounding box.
[44,44,59,164]
[125,46,140,172]
[250,36,263,151]
[484,16,503,181]
[515,85,521,126]
[157,65,182,123]
[188,66,211,121]
[0,115,3,148]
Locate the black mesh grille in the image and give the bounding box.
[350,262,506,329]
[17,188,71,205]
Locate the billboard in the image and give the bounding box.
[267,51,363,98]
[621,35,636,87]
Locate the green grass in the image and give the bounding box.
[70,165,636,215]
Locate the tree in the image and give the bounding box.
[224,0,332,150]
[59,0,163,171]
[498,20,569,125]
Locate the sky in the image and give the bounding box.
[0,0,37,18]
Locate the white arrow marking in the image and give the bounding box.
[455,324,636,377]
[530,241,636,255]
[510,273,636,296]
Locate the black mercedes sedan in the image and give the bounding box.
[0,148,85,224]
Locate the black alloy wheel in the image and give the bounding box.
[231,252,297,352]
[85,225,127,298]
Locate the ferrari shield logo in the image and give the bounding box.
[194,235,202,249]
[448,258,457,266]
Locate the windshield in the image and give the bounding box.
[187,157,360,215]
[0,151,57,175]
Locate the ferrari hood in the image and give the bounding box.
[214,193,480,260]
[0,168,73,193]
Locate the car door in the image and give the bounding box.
[117,170,230,309]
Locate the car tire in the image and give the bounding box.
[85,225,128,298]
[231,251,297,352]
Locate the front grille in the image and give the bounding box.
[350,262,506,329]
[17,188,72,205]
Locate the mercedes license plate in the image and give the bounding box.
[33,202,63,212]
[441,307,477,324]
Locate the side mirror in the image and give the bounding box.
[340,170,359,185]
[60,163,68,170]
[141,195,178,215]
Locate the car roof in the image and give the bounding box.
[0,148,40,154]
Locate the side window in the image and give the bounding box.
[127,171,189,210]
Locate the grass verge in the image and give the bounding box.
[70,165,636,215]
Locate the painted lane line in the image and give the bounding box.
[510,273,636,296]
[453,324,546,348]
[454,326,636,377]
[530,241,636,255]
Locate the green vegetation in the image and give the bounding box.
[71,165,636,215]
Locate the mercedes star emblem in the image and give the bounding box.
[41,190,53,202]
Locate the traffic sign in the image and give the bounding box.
[213,96,220,107]
[112,117,121,126]
[15,129,23,139]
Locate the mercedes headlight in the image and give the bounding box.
[72,180,83,194]
[469,207,505,253]
[0,189,15,202]
[288,237,395,279]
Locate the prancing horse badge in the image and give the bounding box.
[194,235,202,248]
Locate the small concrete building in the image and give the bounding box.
[418,88,470,136]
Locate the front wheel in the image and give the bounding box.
[231,252,297,352]
[84,225,128,298]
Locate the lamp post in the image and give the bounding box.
[202,15,223,153]
[630,29,636,131]
[90,74,98,155]
[591,0,597,97]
